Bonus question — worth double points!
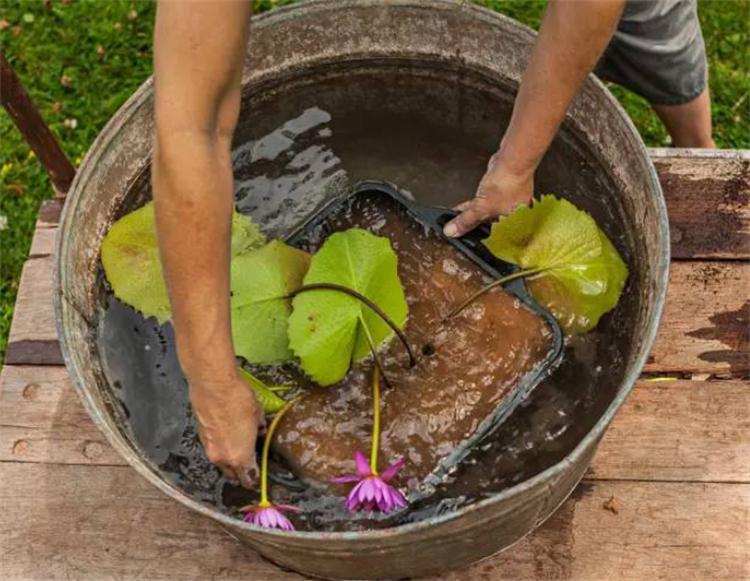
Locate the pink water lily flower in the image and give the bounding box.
[241,501,301,531]
[239,396,304,531]
[332,450,408,513]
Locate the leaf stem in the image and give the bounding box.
[360,317,391,390]
[287,283,416,367]
[443,267,544,321]
[370,365,382,474]
[260,396,302,506]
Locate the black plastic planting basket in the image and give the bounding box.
[286,181,565,497]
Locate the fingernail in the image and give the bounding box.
[444,223,458,238]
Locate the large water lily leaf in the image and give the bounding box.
[230,240,311,364]
[238,368,288,413]
[483,195,628,334]
[101,203,170,322]
[287,228,408,386]
[231,210,267,255]
[101,202,265,323]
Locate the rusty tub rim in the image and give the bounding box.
[54,0,669,542]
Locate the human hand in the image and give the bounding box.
[443,152,534,238]
[189,372,265,489]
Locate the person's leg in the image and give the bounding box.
[595,0,715,147]
[651,87,716,148]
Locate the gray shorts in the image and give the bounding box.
[595,0,708,106]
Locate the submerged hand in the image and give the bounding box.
[190,374,265,489]
[443,152,534,238]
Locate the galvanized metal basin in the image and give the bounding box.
[55,1,668,578]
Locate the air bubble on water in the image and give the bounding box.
[442,258,459,276]
[371,217,386,232]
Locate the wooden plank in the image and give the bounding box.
[649,148,750,160]
[0,365,89,429]
[0,424,125,466]
[647,261,750,376]
[37,197,63,228]
[28,199,62,257]
[28,225,56,258]
[592,379,750,482]
[435,480,750,581]
[4,256,62,366]
[0,462,746,581]
[653,155,750,260]
[3,366,748,484]
[0,365,126,466]
[0,462,303,581]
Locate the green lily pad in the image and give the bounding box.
[287,228,408,386]
[230,240,311,364]
[483,195,628,333]
[101,202,265,323]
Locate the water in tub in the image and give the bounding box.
[97,72,632,531]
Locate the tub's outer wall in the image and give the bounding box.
[55,1,668,579]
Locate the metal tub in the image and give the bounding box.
[55,1,668,578]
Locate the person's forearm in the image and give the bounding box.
[152,0,251,385]
[153,132,236,383]
[151,0,261,487]
[499,0,625,176]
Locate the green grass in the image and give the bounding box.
[1,0,748,362]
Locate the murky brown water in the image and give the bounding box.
[273,192,553,492]
[97,68,634,532]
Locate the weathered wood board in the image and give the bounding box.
[0,462,303,581]
[652,152,750,260]
[592,379,750,482]
[428,480,750,581]
[28,198,61,257]
[0,365,126,466]
[646,262,749,376]
[4,256,60,366]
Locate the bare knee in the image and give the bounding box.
[651,88,716,148]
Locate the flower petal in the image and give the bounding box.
[372,480,384,505]
[354,450,371,478]
[345,492,360,511]
[253,507,296,531]
[275,504,303,514]
[346,481,365,510]
[380,457,406,482]
[378,486,394,512]
[278,513,295,531]
[362,478,377,502]
[390,487,408,509]
[258,508,274,528]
